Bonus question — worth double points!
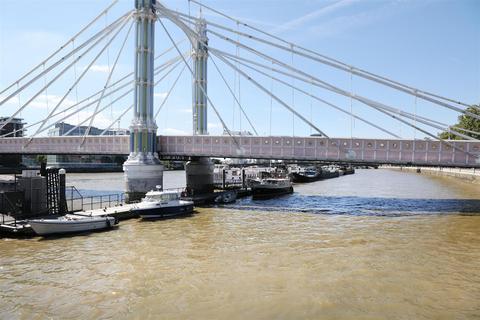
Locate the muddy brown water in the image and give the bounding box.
[1,169,479,319]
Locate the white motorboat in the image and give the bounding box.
[29,214,117,236]
[251,177,293,198]
[132,189,194,219]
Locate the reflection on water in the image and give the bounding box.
[1,169,480,319]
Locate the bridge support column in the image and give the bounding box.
[185,18,214,196]
[185,157,214,195]
[124,0,163,203]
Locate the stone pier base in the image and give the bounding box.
[123,154,164,203]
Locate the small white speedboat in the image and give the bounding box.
[29,214,117,236]
[132,189,194,219]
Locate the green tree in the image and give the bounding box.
[35,155,47,164]
[439,105,480,140]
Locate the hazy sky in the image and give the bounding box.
[0,0,479,138]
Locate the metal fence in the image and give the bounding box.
[65,186,124,212]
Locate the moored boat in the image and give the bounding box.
[132,189,194,219]
[251,177,294,198]
[342,166,355,175]
[29,215,117,236]
[320,167,340,179]
[289,168,321,183]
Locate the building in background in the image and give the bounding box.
[0,117,25,137]
[0,117,25,169]
[47,122,129,171]
[47,122,129,137]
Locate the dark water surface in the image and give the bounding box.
[1,169,479,319]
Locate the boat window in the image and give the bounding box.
[161,193,179,201]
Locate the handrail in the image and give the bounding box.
[0,194,21,226]
[65,189,124,211]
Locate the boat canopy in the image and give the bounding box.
[144,191,180,201]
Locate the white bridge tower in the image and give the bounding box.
[123,0,163,202]
[185,17,214,196]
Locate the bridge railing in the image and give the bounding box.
[1,135,480,168]
[159,135,480,168]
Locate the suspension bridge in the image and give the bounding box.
[1,0,478,199]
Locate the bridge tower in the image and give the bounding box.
[123,0,163,202]
[185,18,214,196]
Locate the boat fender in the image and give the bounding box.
[106,218,111,228]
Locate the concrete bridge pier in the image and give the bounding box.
[185,157,214,195]
[185,18,214,196]
[124,0,163,203]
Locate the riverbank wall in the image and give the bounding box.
[384,166,480,184]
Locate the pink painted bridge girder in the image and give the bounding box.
[1,135,480,168]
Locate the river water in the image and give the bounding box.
[1,169,479,319]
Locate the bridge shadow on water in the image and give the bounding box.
[232,194,480,217]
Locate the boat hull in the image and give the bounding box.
[134,204,194,219]
[320,171,339,179]
[289,172,320,183]
[29,217,116,236]
[252,186,294,199]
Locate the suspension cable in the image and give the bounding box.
[184,1,472,109]
[210,55,258,135]
[0,0,120,97]
[212,51,329,138]
[355,95,477,141]
[0,13,132,134]
[0,10,132,107]
[291,45,295,137]
[369,104,476,156]
[42,64,49,117]
[43,90,132,138]
[154,59,189,118]
[350,68,354,139]
[10,49,182,138]
[218,51,400,138]
[157,16,241,147]
[205,27,479,120]
[269,61,273,136]
[414,95,417,139]
[236,21,242,132]
[169,5,480,121]
[105,11,114,122]
[3,84,132,138]
[62,99,130,137]
[81,18,135,144]
[207,40,480,127]
[100,104,134,135]
[216,47,480,139]
[61,58,183,137]
[72,40,80,125]
[28,18,134,144]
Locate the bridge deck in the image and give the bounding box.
[1,135,479,168]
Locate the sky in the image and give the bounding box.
[0,0,479,139]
